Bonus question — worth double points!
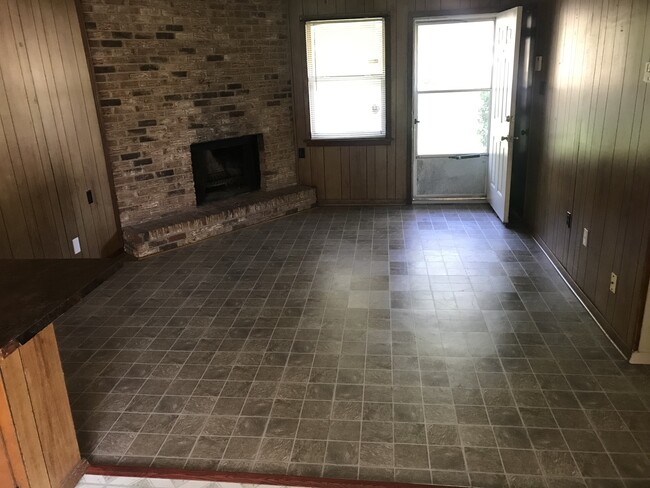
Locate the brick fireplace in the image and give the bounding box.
[80,0,315,256]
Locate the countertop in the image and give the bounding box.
[0,258,122,357]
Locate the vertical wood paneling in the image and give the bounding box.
[366,146,376,199]
[610,0,650,346]
[0,431,17,488]
[324,147,342,199]
[20,325,80,487]
[374,146,388,199]
[311,147,326,199]
[350,146,368,199]
[0,351,52,488]
[340,147,351,199]
[0,0,121,258]
[0,377,29,488]
[528,0,650,355]
[5,0,70,258]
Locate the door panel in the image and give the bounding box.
[488,6,523,223]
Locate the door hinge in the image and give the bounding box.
[566,211,572,228]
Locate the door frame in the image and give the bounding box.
[407,11,499,204]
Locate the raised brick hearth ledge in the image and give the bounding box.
[122,186,316,258]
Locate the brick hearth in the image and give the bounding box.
[122,186,316,258]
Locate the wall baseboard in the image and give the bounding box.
[629,351,650,365]
[532,235,630,360]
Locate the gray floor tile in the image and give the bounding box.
[58,205,650,486]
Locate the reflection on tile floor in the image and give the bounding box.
[77,474,305,488]
[58,206,650,488]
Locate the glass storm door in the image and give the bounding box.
[413,18,495,201]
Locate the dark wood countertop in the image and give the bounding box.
[0,258,122,357]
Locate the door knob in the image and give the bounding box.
[501,135,520,142]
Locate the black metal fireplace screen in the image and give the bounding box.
[190,134,262,205]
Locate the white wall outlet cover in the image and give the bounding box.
[72,237,81,255]
[535,56,543,72]
[610,272,618,294]
[644,62,650,83]
[582,228,589,247]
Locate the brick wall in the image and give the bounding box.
[81,0,297,226]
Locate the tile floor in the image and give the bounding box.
[58,205,650,488]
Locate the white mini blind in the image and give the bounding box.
[305,18,386,139]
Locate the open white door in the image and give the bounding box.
[488,6,522,223]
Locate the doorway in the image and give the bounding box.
[412,8,522,223]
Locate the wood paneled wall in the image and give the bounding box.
[289,0,531,204]
[0,0,120,259]
[525,0,650,354]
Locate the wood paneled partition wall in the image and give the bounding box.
[0,0,120,258]
[526,0,650,355]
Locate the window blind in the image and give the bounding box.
[305,18,386,140]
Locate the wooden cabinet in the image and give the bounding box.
[0,325,85,488]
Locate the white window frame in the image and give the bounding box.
[304,16,389,143]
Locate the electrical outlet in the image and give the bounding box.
[535,56,543,72]
[582,228,589,247]
[609,272,618,294]
[644,62,650,83]
[72,237,81,255]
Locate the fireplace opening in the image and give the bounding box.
[191,134,262,205]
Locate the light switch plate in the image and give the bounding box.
[582,228,589,247]
[72,237,81,255]
[535,56,543,72]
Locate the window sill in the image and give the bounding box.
[305,137,392,147]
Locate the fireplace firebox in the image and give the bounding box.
[191,134,262,205]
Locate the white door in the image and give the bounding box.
[488,6,523,223]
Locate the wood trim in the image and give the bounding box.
[59,459,89,488]
[0,349,52,488]
[533,235,629,357]
[318,199,408,205]
[0,428,17,488]
[20,325,81,488]
[305,137,393,147]
[300,11,391,21]
[0,377,30,488]
[87,464,453,488]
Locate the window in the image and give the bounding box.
[305,18,387,141]
[415,20,495,156]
